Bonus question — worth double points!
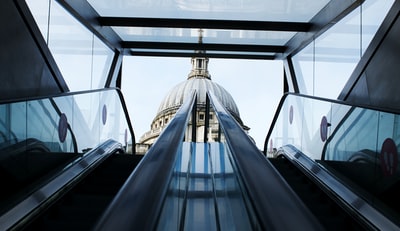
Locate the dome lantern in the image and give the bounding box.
[188,29,211,80]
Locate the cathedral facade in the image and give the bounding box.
[136,54,249,154]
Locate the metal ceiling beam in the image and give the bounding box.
[98,17,312,32]
[121,41,286,53]
[56,0,122,51]
[127,51,276,60]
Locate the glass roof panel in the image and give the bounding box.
[114,27,295,45]
[88,0,330,22]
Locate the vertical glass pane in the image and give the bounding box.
[287,96,304,149]
[100,91,122,144]
[292,0,394,99]
[26,99,74,152]
[10,103,27,143]
[325,108,379,161]
[314,7,361,99]
[92,36,114,89]
[26,0,50,43]
[48,0,92,91]
[71,93,100,151]
[27,0,115,91]
[300,98,331,159]
[361,0,395,54]
[292,41,314,95]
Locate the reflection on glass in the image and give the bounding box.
[88,0,329,22]
[314,7,360,99]
[26,0,50,43]
[292,0,394,99]
[0,88,133,213]
[92,36,114,89]
[48,1,93,91]
[292,41,314,95]
[0,89,132,154]
[114,27,295,46]
[362,0,395,54]
[157,142,253,230]
[267,93,400,223]
[26,0,114,91]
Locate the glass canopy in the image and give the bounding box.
[81,0,340,59]
[113,27,296,46]
[87,0,330,21]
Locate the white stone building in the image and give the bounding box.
[136,54,249,154]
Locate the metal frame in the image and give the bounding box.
[56,0,122,52]
[55,0,361,61]
[279,0,363,60]
[98,17,311,31]
[104,52,123,88]
[122,41,285,53]
[128,51,276,60]
[51,0,364,95]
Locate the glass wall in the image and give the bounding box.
[266,93,400,223]
[292,0,394,99]
[26,0,114,92]
[0,89,132,154]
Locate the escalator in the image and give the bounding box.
[21,152,142,231]
[269,155,364,230]
[4,89,400,230]
[0,88,140,230]
[265,93,400,230]
[0,139,143,231]
[0,139,81,215]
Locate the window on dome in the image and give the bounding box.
[197,59,203,69]
[199,113,205,120]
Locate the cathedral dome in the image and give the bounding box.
[137,35,248,151]
[156,76,240,118]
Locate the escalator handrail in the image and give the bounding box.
[0,139,123,231]
[94,91,197,231]
[0,87,135,153]
[207,91,324,231]
[263,92,400,155]
[280,144,400,231]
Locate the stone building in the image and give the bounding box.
[136,53,249,154]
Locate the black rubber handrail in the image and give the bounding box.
[94,91,197,231]
[207,91,324,231]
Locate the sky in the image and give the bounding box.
[121,56,283,150]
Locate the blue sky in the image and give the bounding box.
[122,57,283,150]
